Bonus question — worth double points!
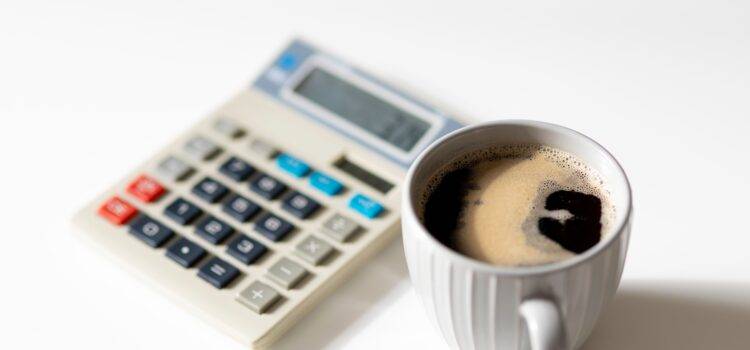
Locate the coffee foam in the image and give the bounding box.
[418,144,615,266]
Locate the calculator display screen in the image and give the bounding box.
[293,67,431,152]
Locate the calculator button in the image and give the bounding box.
[250,174,286,200]
[219,157,254,182]
[348,194,384,219]
[254,213,294,242]
[249,139,278,159]
[309,171,343,196]
[276,153,311,178]
[214,119,245,139]
[166,238,206,268]
[321,214,360,242]
[267,257,307,289]
[184,136,221,161]
[295,235,335,266]
[192,177,229,203]
[98,196,138,225]
[164,198,202,225]
[128,215,174,248]
[156,156,193,182]
[281,192,320,219]
[126,175,165,203]
[238,280,281,314]
[198,257,240,289]
[226,234,267,265]
[222,194,261,223]
[195,216,233,244]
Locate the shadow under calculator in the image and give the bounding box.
[272,238,410,350]
[583,281,750,350]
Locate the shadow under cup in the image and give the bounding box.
[402,120,632,350]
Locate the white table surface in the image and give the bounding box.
[2,1,749,349]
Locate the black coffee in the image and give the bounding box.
[420,145,613,266]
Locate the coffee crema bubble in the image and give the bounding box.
[418,145,615,267]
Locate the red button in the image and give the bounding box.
[98,196,138,225]
[127,175,165,202]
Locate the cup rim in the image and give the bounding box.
[403,119,632,276]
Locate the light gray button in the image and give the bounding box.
[249,138,278,159]
[156,156,193,181]
[214,119,245,139]
[295,235,335,266]
[267,257,308,289]
[237,280,281,314]
[184,136,221,161]
[321,214,360,242]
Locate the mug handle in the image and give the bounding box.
[519,298,568,350]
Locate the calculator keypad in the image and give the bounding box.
[91,124,393,325]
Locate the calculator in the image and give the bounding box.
[72,39,464,348]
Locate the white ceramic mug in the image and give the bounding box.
[402,120,632,350]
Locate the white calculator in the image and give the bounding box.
[73,39,464,348]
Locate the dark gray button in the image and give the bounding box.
[250,174,286,200]
[192,177,229,203]
[166,238,206,268]
[267,257,307,289]
[184,136,221,161]
[281,192,320,219]
[237,280,281,314]
[195,216,233,244]
[321,214,360,242]
[254,213,294,242]
[198,257,240,289]
[164,198,202,225]
[226,234,267,265]
[295,235,335,265]
[128,215,174,248]
[219,157,254,182]
[222,194,260,223]
[156,156,193,182]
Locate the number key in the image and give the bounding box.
[282,192,320,219]
[128,215,174,248]
[164,198,202,225]
[192,177,229,203]
[195,216,233,244]
[219,157,254,182]
[222,194,260,223]
[226,234,267,265]
[250,174,286,200]
[254,213,294,241]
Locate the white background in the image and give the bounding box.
[2,1,749,349]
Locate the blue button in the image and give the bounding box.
[348,194,383,219]
[276,153,310,178]
[309,171,343,196]
[277,53,297,71]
